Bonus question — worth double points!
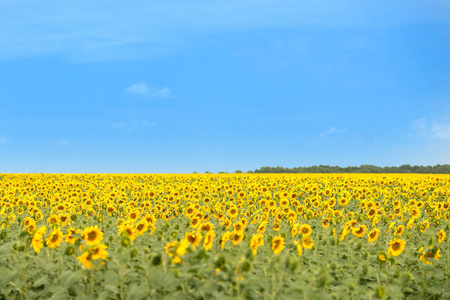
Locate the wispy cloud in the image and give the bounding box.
[0,136,9,144]
[0,0,448,61]
[410,118,450,141]
[125,83,172,98]
[319,127,347,138]
[55,139,69,146]
[111,119,156,132]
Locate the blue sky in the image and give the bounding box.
[1,0,449,173]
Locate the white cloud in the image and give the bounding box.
[125,83,172,98]
[55,139,68,146]
[111,119,156,132]
[0,136,9,144]
[410,118,450,141]
[431,123,450,141]
[319,127,347,138]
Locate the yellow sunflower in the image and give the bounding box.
[272,236,284,255]
[118,223,136,241]
[378,252,387,262]
[221,231,232,249]
[388,239,405,257]
[294,240,303,257]
[31,225,47,253]
[90,244,108,260]
[77,251,94,269]
[419,246,441,265]
[299,224,312,236]
[249,233,264,255]
[176,238,190,256]
[231,230,244,246]
[302,236,314,250]
[82,225,103,246]
[135,220,148,236]
[368,228,380,243]
[203,230,215,251]
[186,231,202,250]
[352,225,367,238]
[394,225,405,236]
[45,227,64,249]
[437,229,446,243]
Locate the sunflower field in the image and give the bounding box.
[0,173,449,299]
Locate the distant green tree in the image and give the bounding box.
[252,164,450,174]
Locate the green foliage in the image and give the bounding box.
[253,164,450,174]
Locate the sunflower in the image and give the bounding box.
[377,252,387,262]
[221,231,232,249]
[23,217,35,229]
[340,226,351,241]
[77,251,94,269]
[165,241,178,255]
[46,227,64,249]
[135,220,148,236]
[294,240,303,257]
[273,222,281,231]
[368,228,380,243]
[249,233,264,255]
[190,217,200,228]
[339,197,349,207]
[65,227,79,244]
[31,226,47,253]
[257,221,267,234]
[59,214,70,226]
[186,231,202,250]
[228,207,238,220]
[47,215,59,226]
[272,236,284,255]
[200,222,214,233]
[419,246,441,265]
[128,211,139,222]
[176,238,190,256]
[437,229,446,243]
[387,222,396,233]
[203,230,215,251]
[90,244,108,260]
[352,225,367,238]
[388,238,405,257]
[27,224,36,234]
[321,218,331,229]
[291,224,299,237]
[302,236,314,250]
[119,223,136,241]
[299,224,312,236]
[233,222,243,232]
[366,208,377,219]
[82,225,103,246]
[394,225,405,236]
[231,230,244,246]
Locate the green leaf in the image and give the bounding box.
[125,284,147,300]
[48,289,68,300]
[59,270,84,289]
[33,276,50,288]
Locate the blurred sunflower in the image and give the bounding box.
[302,236,314,250]
[437,229,446,243]
[299,224,312,236]
[46,227,64,249]
[272,236,284,255]
[82,225,104,246]
[388,239,405,257]
[203,230,215,251]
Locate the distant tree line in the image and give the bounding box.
[251,164,450,174]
